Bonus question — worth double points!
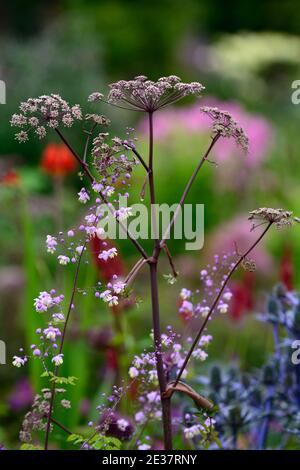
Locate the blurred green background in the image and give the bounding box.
[1,0,300,448]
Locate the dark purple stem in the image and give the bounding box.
[147,111,173,450]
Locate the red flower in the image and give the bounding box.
[41,143,77,176]
[230,272,255,321]
[280,246,294,291]
[105,347,119,371]
[0,170,20,186]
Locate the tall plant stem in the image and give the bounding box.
[147,111,172,449]
[173,222,273,387]
[55,128,148,261]
[160,134,220,247]
[44,243,86,450]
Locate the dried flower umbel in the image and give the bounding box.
[89,75,204,112]
[248,208,300,230]
[200,106,249,153]
[10,94,82,142]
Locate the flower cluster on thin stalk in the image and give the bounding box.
[200,106,249,153]
[178,254,234,323]
[20,388,70,445]
[12,289,65,370]
[89,75,204,113]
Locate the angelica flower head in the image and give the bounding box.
[11,94,82,142]
[200,106,249,153]
[248,208,300,230]
[90,75,204,113]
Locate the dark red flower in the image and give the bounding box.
[230,272,255,321]
[0,170,20,186]
[41,143,77,176]
[105,347,119,371]
[280,246,294,291]
[90,237,125,282]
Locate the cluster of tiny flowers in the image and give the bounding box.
[84,113,110,126]
[91,129,138,185]
[95,275,126,307]
[200,106,249,153]
[84,385,135,445]
[20,388,68,443]
[13,289,65,369]
[89,75,204,112]
[10,94,82,142]
[248,207,300,230]
[183,414,216,444]
[179,256,233,322]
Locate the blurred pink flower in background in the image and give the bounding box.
[207,215,273,273]
[138,97,274,168]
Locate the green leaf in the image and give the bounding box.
[20,443,43,450]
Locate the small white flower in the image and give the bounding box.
[135,411,145,424]
[105,186,114,197]
[149,370,158,382]
[113,281,126,294]
[52,354,64,366]
[184,424,203,440]
[192,348,208,361]
[138,444,151,450]
[85,226,97,238]
[12,356,26,368]
[100,289,112,303]
[58,255,70,265]
[96,227,105,239]
[200,306,210,317]
[78,188,90,204]
[114,207,132,221]
[34,291,54,312]
[218,302,229,314]
[147,391,159,403]
[76,245,85,256]
[180,288,192,300]
[44,327,61,341]
[129,366,139,378]
[46,235,57,254]
[199,335,213,347]
[133,356,144,369]
[85,214,97,225]
[223,291,233,301]
[117,419,129,432]
[98,248,118,261]
[92,182,103,193]
[108,296,118,307]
